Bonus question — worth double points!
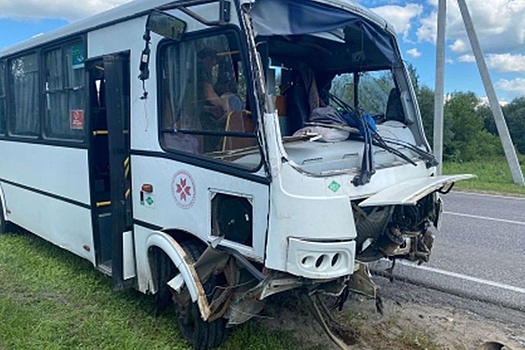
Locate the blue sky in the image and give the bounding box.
[0,0,523,102]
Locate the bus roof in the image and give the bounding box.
[0,0,169,57]
[0,0,395,58]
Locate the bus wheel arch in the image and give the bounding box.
[145,232,228,348]
[145,232,207,314]
[173,239,228,349]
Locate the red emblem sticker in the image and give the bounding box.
[171,171,196,209]
[70,110,84,130]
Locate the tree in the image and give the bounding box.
[406,62,420,93]
[416,85,435,145]
[443,92,503,161]
[504,97,525,154]
[481,97,525,155]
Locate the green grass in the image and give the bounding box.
[0,232,299,350]
[443,158,525,196]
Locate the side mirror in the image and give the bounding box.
[146,10,187,41]
[139,11,187,83]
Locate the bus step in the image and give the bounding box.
[97,261,113,276]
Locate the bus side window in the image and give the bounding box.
[44,42,85,141]
[0,61,5,136]
[10,53,40,138]
[160,32,261,170]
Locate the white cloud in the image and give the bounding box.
[0,0,131,21]
[371,4,423,39]
[496,78,525,98]
[458,54,475,63]
[454,53,525,73]
[407,48,422,58]
[478,96,509,107]
[417,0,525,54]
[416,10,437,43]
[486,54,525,73]
[450,39,467,53]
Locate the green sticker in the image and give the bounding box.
[328,180,341,193]
[71,45,86,69]
[146,197,154,206]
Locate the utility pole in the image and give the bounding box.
[433,0,446,175]
[456,0,524,185]
[433,0,524,185]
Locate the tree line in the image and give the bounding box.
[412,68,525,162]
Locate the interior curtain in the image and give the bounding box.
[11,54,39,137]
[167,41,200,131]
[45,44,84,140]
[45,49,68,138]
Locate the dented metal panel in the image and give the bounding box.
[145,232,212,320]
[358,174,476,207]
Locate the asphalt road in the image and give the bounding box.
[371,191,525,311]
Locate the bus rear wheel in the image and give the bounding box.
[174,240,227,350]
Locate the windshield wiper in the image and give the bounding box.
[326,93,426,184]
[379,136,438,168]
[326,94,377,186]
[353,109,375,186]
[326,94,374,186]
[305,121,417,164]
[371,133,417,166]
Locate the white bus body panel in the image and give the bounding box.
[0,141,91,204]
[2,183,95,262]
[132,156,269,292]
[123,230,137,279]
[0,142,94,263]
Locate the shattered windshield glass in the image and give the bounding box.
[330,70,395,118]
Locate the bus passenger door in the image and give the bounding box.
[87,52,133,290]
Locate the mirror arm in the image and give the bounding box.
[138,29,151,82]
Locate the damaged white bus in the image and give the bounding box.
[0,0,472,348]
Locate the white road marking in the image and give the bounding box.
[398,260,525,294]
[452,191,525,201]
[444,211,525,226]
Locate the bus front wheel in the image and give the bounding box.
[174,240,228,350]
[0,200,7,234]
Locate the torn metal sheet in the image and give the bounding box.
[359,174,475,207]
[164,236,213,321]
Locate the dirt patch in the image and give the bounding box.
[256,278,525,350]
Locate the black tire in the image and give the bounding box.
[173,240,228,350]
[155,248,177,315]
[0,200,7,234]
